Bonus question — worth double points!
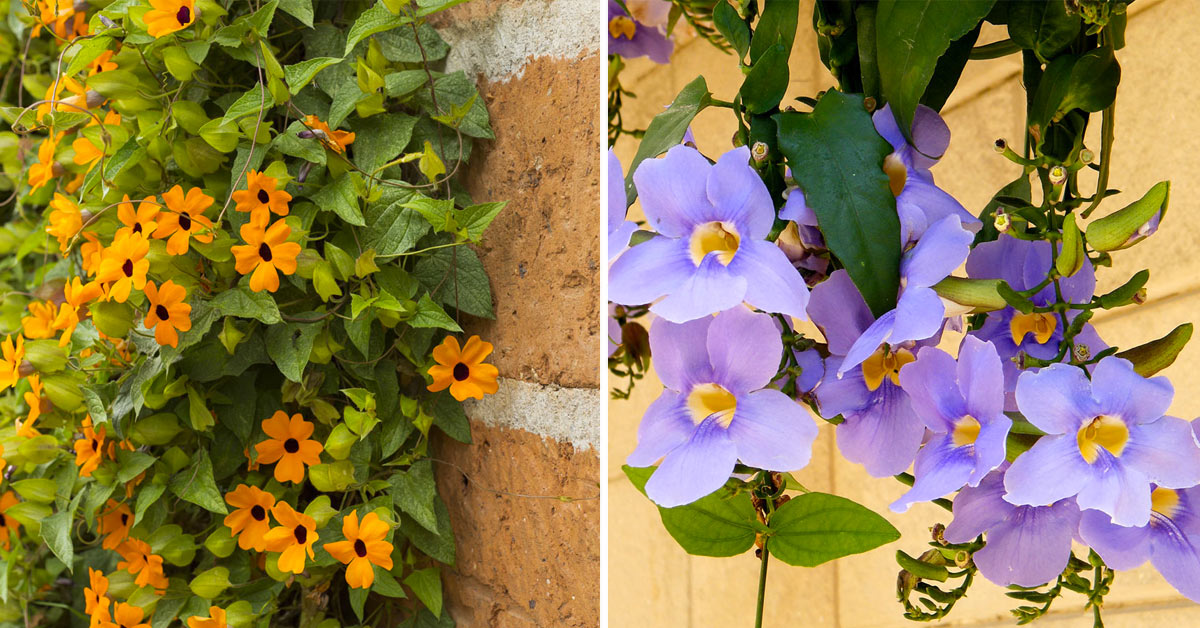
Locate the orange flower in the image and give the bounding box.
[0,491,20,550]
[115,195,160,240]
[98,499,134,550]
[303,115,355,153]
[243,447,259,471]
[27,134,60,190]
[0,444,6,473]
[187,607,227,628]
[19,375,48,438]
[95,232,150,303]
[46,193,83,253]
[35,76,87,120]
[98,602,150,628]
[21,301,57,339]
[53,277,104,347]
[115,538,168,592]
[80,231,104,275]
[84,568,110,615]
[0,335,24,392]
[73,110,121,168]
[323,510,395,589]
[88,50,118,77]
[153,185,214,255]
[224,484,275,551]
[145,0,196,39]
[427,335,499,401]
[254,411,323,484]
[74,416,106,477]
[232,220,300,293]
[143,280,191,348]
[231,170,291,223]
[262,501,317,574]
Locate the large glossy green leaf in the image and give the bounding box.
[767,492,900,567]
[875,0,994,136]
[741,43,789,114]
[625,76,711,204]
[747,0,798,64]
[624,466,760,557]
[1007,1,1081,62]
[775,90,900,317]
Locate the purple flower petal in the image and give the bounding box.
[971,417,1012,484]
[706,146,774,239]
[644,415,738,507]
[1090,357,1173,426]
[627,391,695,467]
[609,221,639,260]
[944,470,1009,543]
[707,306,781,394]
[813,358,871,418]
[632,145,714,238]
[647,315,713,392]
[779,187,818,226]
[891,435,974,512]
[957,335,1005,420]
[608,0,674,63]
[728,389,817,472]
[908,105,952,169]
[872,103,907,154]
[1014,364,1096,435]
[794,348,825,393]
[727,239,810,321]
[1150,528,1200,603]
[1125,416,1200,489]
[897,174,980,241]
[608,150,627,233]
[888,286,947,346]
[1074,461,1152,527]
[901,215,973,289]
[1003,435,1090,507]
[1079,509,1152,571]
[966,236,1027,289]
[609,235,695,307]
[651,254,748,323]
[808,270,873,357]
[838,310,897,376]
[897,346,964,432]
[974,498,1079,587]
[836,382,924,477]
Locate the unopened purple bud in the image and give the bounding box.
[1132,287,1148,305]
[99,15,117,28]
[297,161,313,184]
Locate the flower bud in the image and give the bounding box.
[17,435,60,465]
[162,446,191,473]
[932,277,1006,315]
[1073,343,1091,362]
[1079,148,1095,164]
[1048,165,1067,186]
[750,142,768,164]
[99,15,117,28]
[993,209,1010,233]
[40,372,85,411]
[620,321,651,368]
[189,566,231,599]
[1086,181,1169,252]
[1056,213,1084,278]
[303,495,339,528]
[993,138,1007,153]
[161,535,197,566]
[225,601,256,628]
[1133,287,1148,305]
[90,301,133,338]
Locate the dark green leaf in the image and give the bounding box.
[748,0,798,64]
[428,392,470,444]
[364,197,430,257]
[409,294,462,332]
[41,509,74,570]
[775,90,900,317]
[168,449,228,515]
[311,173,365,226]
[344,2,410,56]
[625,76,711,204]
[457,201,505,242]
[624,465,758,557]
[740,43,789,114]
[284,57,342,94]
[412,246,494,319]
[266,322,320,382]
[277,0,314,27]
[211,288,282,324]
[398,496,455,565]
[404,567,443,618]
[391,460,438,533]
[353,114,418,173]
[767,492,900,567]
[713,1,750,60]
[1008,1,1081,62]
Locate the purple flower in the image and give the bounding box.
[608,0,673,63]
[609,150,638,260]
[838,215,974,376]
[607,304,621,357]
[873,104,981,246]
[891,336,1011,512]
[1005,358,1200,526]
[809,270,931,477]
[944,467,1081,587]
[627,306,818,507]
[966,236,1106,402]
[1080,485,1200,603]
[608,145,810,323]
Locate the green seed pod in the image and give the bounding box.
[189,566,231,599]
[40,372,85,412]
[130,412,182,446]
[23,340,67,373]
[324,423,356,461]
[204,527,237,558]
[90,301,134,339]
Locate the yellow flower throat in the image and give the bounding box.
[609,16,637,40]
[1010,312,1057,345]
[689,221,740,266]
[1076,415,1129,464]
[862,346,915,391]
[687,383,737,428]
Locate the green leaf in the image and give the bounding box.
[373,568,408,598]
[398,497,455,565]
[1007,1,1081,62]
[741,43,789,115]
[456,202,505,242]
[625,76,711,204]
[404,197,455,232]
[344,1,410,56]
[266,322,321,382]
[222,84,270,124]
[199,118,240,153]
[767,492,900,567]
[64,36,114,76]
[244,0,280,36]
[187,385,214,431]
[390,460,438,533]
[354,114,418,173]
[41,509,74,571]
[364,199,430,257]
[713,1,750,60]
[747,0,798,64]
[82,387,109,426]
[117,451,158,484]
[284,56,342,94]
[775,90,901,317]
[875,0,994,137]
[404,568,443,618]
[168,450,228,515]
[211,287,282,324]
[1058,47,1121,115]
[273,119,327,164]
[413,246,494,319]
[278,0,314,27]
[409,294,462,332]
[624,465,758,557]
[312,173,365,226]
[428,393,470,443]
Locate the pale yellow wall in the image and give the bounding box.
[608,1,1200,625]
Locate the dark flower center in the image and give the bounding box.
[257,189,270,204]
[120,513,129,525]
[259,242,273,262]
[176,5,191,25]
[122,259,133,277]
[91,438,99,451]
[250,505,266,521]
[284,438,299,453]
[354,539,367,557]
[155,304,169,320]
[132,222,142,233]
[178,212,192,230]
[293,525,307,544]
[453,363,470,381]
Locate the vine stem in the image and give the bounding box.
[755,544,770,628]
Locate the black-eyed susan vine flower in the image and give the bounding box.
[427,335,500,401]
[74,416,106,477]
[144,0,197,39]
[53,277,103,346]
[224,484,275,551]
[301,115,355,153]
[115,194,160,239]
[0,335,23,392]
[27,134,60,190]
[254,411,323,483]
[21,301,57,340]
[143,280,192,347]
[88,50,118,76]
[232,219,301,293]
[95,232,150,303]
[115,538,168,592]
[19,375,46,438]
[46,193,83,253]
[231,170,292,222]
[322,510,395,589]
[186,606,227,628]
[152,185,214,255]
[97,499,133,550]
[262,502,317,574]
[101,602,151,628]
[0,491,20,550]
[84,568,109,617]
[72,111,120,170]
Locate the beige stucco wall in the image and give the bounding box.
[608,0,1200,625]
